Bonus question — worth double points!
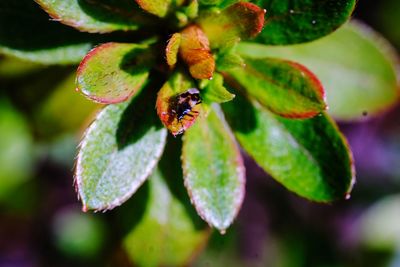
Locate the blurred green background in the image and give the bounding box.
[1,0,400,266]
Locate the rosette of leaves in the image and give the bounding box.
[1,1,360,233]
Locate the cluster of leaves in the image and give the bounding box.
[2,0,357,228]
[1,0,399,264]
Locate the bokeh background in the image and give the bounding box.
[1,0,400,266]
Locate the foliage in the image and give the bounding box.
[0,0,399,266]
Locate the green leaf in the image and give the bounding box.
[166,33,181,68]
[199,0,239,8]
[76,43,151,104]
[359,195,400,251]
[238,21,400,121]
[0,0,96,64]
[182,106,245,232]
[36,0,147,33]
[135,0,172,17]
[254,0,356,45]
[226,57,326,118]
[53,208,106,258]
[198,2,265,49]
[183,0,199,19]
[75,85,167,211]
[216,43,245,71]
[0,100,34,200]
[200,73,235,104]
[34,73,99,139]
[223,93,354,202]
[0,57,44,78]
[124,167,210,267]
[156,70,201,136]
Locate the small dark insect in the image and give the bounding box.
[173,88,202,122]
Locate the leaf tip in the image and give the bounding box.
[82,205,89,213]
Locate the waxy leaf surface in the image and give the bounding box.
[179,25,215,80]
[254,0,356,45]
[156,71,201,136]
[198,2,265,48]
[223,94,354,202]
[124,168,210,267]
[36,0,146,33]
[76,43,150,104]
[0,0,96,64]
[182,107,245,232]
[226,57,326,118]
[239,22,400,120]
[76,88,167,211]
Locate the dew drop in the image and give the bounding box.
[219,229,226,235]
[345,193,351,200]
[311,20,317,25]
[289,9,294,14]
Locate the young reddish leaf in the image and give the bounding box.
[179,25,215,80]
[225,57,327,119]
[76,43,150,104]
[166,33,182,68]
[182,107,245,232]
[198,2,266,48]
[223,94,355,202]
[35,0,147,33]
[156,71,202,136]
[135,0,172,17]
[254,0,356,45]
[75,87,167,211]
[124,169,210,267]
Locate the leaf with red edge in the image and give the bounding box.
[166,33,182,68]
[35,0,149,33]
[198,2,266,49]
[179,25,215,80]
[156,71,202,136]
[238,21,400,121]
[225,57,327,119]
[75,84,168,211]
[222,93,355,202]
[76,43,151,104]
